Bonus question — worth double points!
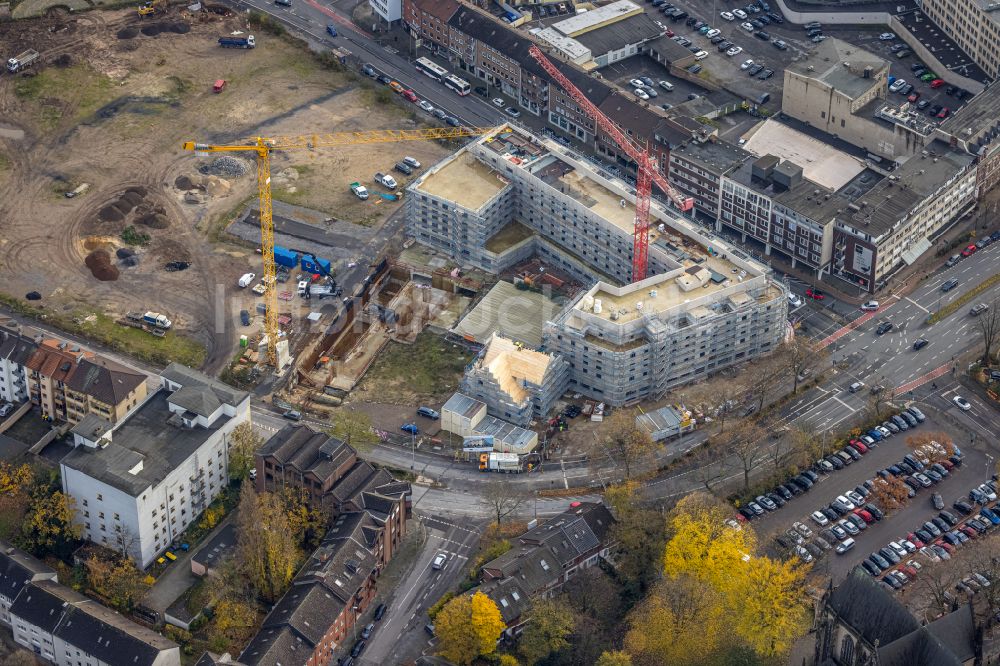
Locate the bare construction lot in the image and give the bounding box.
[0,8,453,369]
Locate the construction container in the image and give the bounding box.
[273,246,299,268]
[301,255,332,275]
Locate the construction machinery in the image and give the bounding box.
[528,45,694,282]
[137,0,166,17]
[183,127,496,367]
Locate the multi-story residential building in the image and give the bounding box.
[459,333,570,427]
[0,324,35,405]
[369,0,401,25]
[0,540,58,627]
[407,126,786,405]
[9,578,180,666]
[832,140,977,290]
[477,502,615,635]
[720,156,841,278]
[667,136,752,219]
[238,512,383,666]
[255,424,411,567]
[60,363,250,568]
[918,0,1000,78]
[23,338,147,425]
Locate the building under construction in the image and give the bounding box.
[406,126,787,406]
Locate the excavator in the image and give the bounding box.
[137,0,167,18]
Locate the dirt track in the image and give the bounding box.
[0,8,453,372]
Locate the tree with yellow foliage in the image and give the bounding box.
[518,598,575,664]
[235,484,301,603]
[20,491,80,559]
[624,492,810,663]
[733,556,811,657]
[208,598,261,654]
[84,554,149,612]
[595,651,633,666]
[498,655,520,666]
[0,461,33,494]
[435,591,506,665]
[228,422,263,481]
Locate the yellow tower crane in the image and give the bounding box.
[183,126,498,367]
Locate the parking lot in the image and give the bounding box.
[742,412,992,586]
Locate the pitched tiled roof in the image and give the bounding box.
[0,541,56,604]
[0,324,37,366]
[160,362,249,407]
[877,626,964,666]
[481,577,531,625]
[258,425,356,484]
[827,568,920,647]
[24,340,88,381]
[66,357,145,406]
[413,0,459,22]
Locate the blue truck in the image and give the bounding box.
[218,35,256,49]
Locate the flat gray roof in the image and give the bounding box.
[61,390,236,496]
[787,38,887,100]
[473,415,537,454]
[670,138,751,176]
[574,13,662,56]
[443,392,486,420]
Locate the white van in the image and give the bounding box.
[659,80,674,91]
[788,293,803,308]
[238,272,256,288]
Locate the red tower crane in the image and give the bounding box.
[528,45,695,282]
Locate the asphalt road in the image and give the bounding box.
[360,515,482,665]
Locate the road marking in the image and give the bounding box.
[904,297,929,313]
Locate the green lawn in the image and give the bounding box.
[359,331,474,401]
[14,64,115,130]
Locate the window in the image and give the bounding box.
[113,513,119,521]
[96,494,102,501]
[839,635,855,665]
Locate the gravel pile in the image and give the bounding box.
[116,248,136,259]
[200,156,250,177]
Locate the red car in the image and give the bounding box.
[901,565,919,578]
[937,107,950,119]
[907,532,925,548]
[930,78,945,88]
[849,439,868,454]
[854,509,874,523]
[939,542,955,554]
[907,92,919,103]
[665,28,675,36]
[961,244,978,257]
[806,288,825,300]
[960,525,977,539]
[401,89,418,102]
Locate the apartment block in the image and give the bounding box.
[919,0,1000,78]
[407,126,787,406]
[9,578,179,666]
[255,424,411,566]
[667,137,752,218]
[0,324,35,405]
[60,363,250,568]
[23,338,147,425]
[459,333,570,427]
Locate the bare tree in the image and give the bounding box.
[781,337,829,394]
[867,383,896,420]
[867,476,910,515]
[111,524,140,559]
[676,375,747,433]
[725,419,768,491]
[692,445,731,495]
[913,560,959,620]
[786,427,833,469]
[975,297,1000,365]
[599,410,660,479]
[481,479,526,526]
[905,431,955,463]
[745,354,785,414]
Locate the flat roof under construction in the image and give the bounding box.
[453,280,563,348]
[415,152,507,211]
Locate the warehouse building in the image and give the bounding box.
[408,126,787,406]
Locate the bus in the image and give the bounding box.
[415,57,449,82]
[443,74,471,96]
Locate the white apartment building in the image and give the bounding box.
[60,363,250,568]
[0,324,35,404]
[370,0,401,23]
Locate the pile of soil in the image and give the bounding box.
[126,186,148,197]
[139,21,190,37]
[98,205,124,222]
[120,256,140,267]
[117,26,139,40]
[54,54,72,68]
[116,248,136,259]
[113,199,135,216]
[122,191,144,207]
[85,250,119,281]
[138,212,169,229]
[25,292,41,301]
[174,175,196,191]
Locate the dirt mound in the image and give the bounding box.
[126,186,148,198]
[98,205,124,222]
[169,22,191,34]
[113,199,135,216]
[174,175,196,190]
[85,250,119,281]
[141,24,162,37]
[116,248,136,259]
[138,213,169,229]
[25,292,42,301]
[122,191,144,207]
[117,26,139,39]
[54,54,72,68]
[120,256,140,267]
